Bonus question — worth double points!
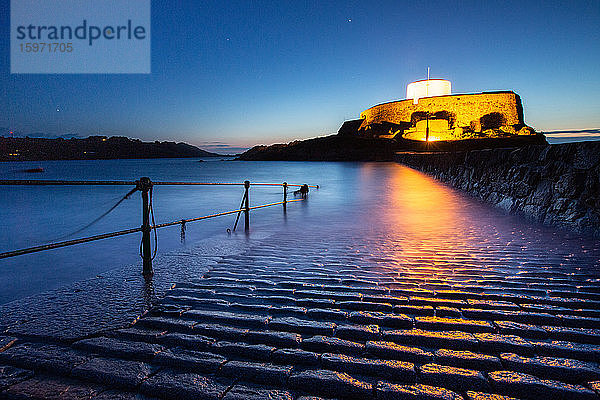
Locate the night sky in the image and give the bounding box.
[1,0,599,153]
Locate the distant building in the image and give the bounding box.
[358,78,534,141]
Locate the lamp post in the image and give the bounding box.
[425,112,430,142]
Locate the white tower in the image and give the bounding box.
[406,79,451,104]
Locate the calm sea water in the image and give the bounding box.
[0,158,598,305]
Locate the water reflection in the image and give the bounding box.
[330,163,599,280]
[0,160,598,304]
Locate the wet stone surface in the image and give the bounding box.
[1,225,600,398]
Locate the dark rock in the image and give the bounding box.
[366,341,434,364]
[337,301,393,313]
[305,308,348,321]
[532,340,600,362]
[71,357,152,390]
[182,310,269,329]
[192,324,249,341]
[321,352,415,381]
[415,317,494,333]
[474,333,534,356]
[488,370,596,400]
[0,365,34,391]
[139,368,231,400]
[434,349,502,371]
[0,343,90,375]
[337,119,365,136]
[288,369,372,398]
[211,341,275,361]
[383,329,478,351]
[464,391,520,400]
[271,349,320,366]
[219,360,292,386]
[335,324,380,341]
[72,337,164,362]
[301,335,364,355]
[153,349,226,373]
[268,317,335,336]
[92,390,157,399]
[136,316,195,333]
[2,375,102,400]
[494,321,548,339]
[418,363,490,392]
[112,328,167,343]
[544,326,600,344]
[238,132,546,162]
[223,384,293,400]
[375,381,462,400]
[393,305,435,316]
[156,332,214,350]
[245,330,301,348]
[500,352,600,383]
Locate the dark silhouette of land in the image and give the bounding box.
[0,136,221,161]
[237,132,548,161]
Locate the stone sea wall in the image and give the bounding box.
[396,141,600,238]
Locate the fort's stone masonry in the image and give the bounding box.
[360,91,531,140]
[361,92,523,129]
[396,141,600,238]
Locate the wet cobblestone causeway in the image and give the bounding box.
[1,165,599,399]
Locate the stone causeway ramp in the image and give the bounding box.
[1,231,600,400]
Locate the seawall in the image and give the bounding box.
[395,141,600,237]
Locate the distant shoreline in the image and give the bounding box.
[0,135,224,161]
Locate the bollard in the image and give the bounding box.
[244,180,250,232]
[138,177,153,276]
[283,182,288,213]
[300,184,309,199]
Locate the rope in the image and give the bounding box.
[150,186,158,260]
[0,180,319,188]
[231,190,247,232]
[53,186,138,240]
[0,181,315,260]
[0,226,142,259]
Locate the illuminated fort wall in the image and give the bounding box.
[359,91,524,136]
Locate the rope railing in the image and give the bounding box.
[0,178,318,275]
[0,180,319,188]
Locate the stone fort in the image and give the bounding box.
[354,78,535,141]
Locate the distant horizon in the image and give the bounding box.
[3,127,599,155]
[2,105,599,155]
[1,1,599,152]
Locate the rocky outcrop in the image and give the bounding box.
[237,132,547,162]
[396,142,600,237]
[237,135,401,161]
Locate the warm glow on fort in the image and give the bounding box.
[411,119,449,141]
[358,77,536,142]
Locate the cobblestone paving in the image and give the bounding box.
[1,226,600,399]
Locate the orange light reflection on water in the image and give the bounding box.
[361,164,496,275]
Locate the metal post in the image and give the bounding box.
[138,177,153,276]
[283,182,288,213]
[244,180,250,232]
[426,113,430,142]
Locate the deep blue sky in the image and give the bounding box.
[1,0,599,153]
